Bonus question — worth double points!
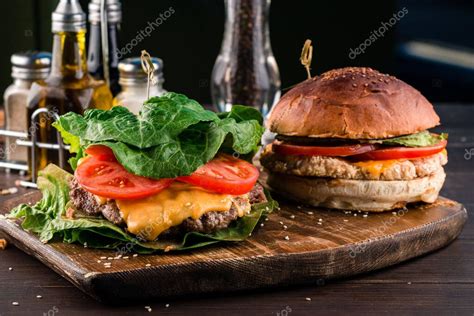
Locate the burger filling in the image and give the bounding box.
[261,131,448,181]
[69,178,267,240]
[68,146,266,241]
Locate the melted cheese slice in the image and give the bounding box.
[115,182,236,241]
[353,159,403,178]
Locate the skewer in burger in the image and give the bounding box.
[261,67,447,212]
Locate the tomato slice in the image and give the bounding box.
[273,141,377,157]
[177,154,260,195]
[85,145,116,161]
[75,156,173,200]
[350,140,447,161]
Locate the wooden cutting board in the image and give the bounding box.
[0,190,467,303]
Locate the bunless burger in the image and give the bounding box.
[261,67,447,212]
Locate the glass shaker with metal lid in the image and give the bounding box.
[3,51,51,167]
[113,57,166,114]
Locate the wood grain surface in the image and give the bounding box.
[0,105,472,314]
[0,189,467,303]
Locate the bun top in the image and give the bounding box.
[267,67,440,139]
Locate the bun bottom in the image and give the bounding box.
[267,169,446,212]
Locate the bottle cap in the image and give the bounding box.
[11,51,52,80]
[89,0,122,24]
[118,57,164,86]
[52,0,86,32]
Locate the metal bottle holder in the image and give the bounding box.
[0,108,69,188]
[0,0,112,188]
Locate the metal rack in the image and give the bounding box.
[0,108,69,188]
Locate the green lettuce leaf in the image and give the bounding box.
[366,131,448,147]
[53,92,264,177]
[8,165,277,253]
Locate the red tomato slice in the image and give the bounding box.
[273,141,377,157]
[75,156,173,200]
[177,154,260,195]
[85,145,116,161]
[350,140,447,161]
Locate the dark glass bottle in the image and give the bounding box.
[87,0,122,96]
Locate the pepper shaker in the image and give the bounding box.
[211,0,281,116]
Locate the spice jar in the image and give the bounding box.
[113,57,166,113]
[3,52,51,165]
[211,0,281,116]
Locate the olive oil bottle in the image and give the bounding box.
[27,0,113,173]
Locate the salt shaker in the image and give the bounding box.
[3,52,51,164]
[113,57,166,113]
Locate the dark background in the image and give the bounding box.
[0,0,473,104]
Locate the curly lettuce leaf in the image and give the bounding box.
[8,164,277,253]
[366,131,448,147]
[53,93,264,177]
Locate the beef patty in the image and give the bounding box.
[261,144,447,181]
[68,178,267,238]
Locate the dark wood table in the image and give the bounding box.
[0,104,473,315]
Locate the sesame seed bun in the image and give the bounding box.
[267,67,440,139]
[266,169,446,212]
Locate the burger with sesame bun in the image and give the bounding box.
[260,67,448,212]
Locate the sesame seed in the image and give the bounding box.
[100,256,107,260]
[297,205,302,209]
[305,297,312,301]
[318,218,323,222]
[123,256,129,259]
[133,254,138,257]
[392,212,397,215]
[145,263,151,267]
[290,215,295,219]
[12,302,19,306]
[260,223,264,227]
[265,218,269,222]
[363,214,368,218]
[36,295,42,299]
[283,225,288,229]
[145,306,152,312]
[407,282,412,285]
[317,222,322,225]
[279,221,284,225]
[284,236,290,241]
[107,257,113,260]
[343,219,349,222]
[8,267,13,271]
[165,304,170,308]
[307,211,313,215]
[97,260,101,263]
[353,214,357,216]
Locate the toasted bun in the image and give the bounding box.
[267,67,440,139]
[266,169,445,212]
